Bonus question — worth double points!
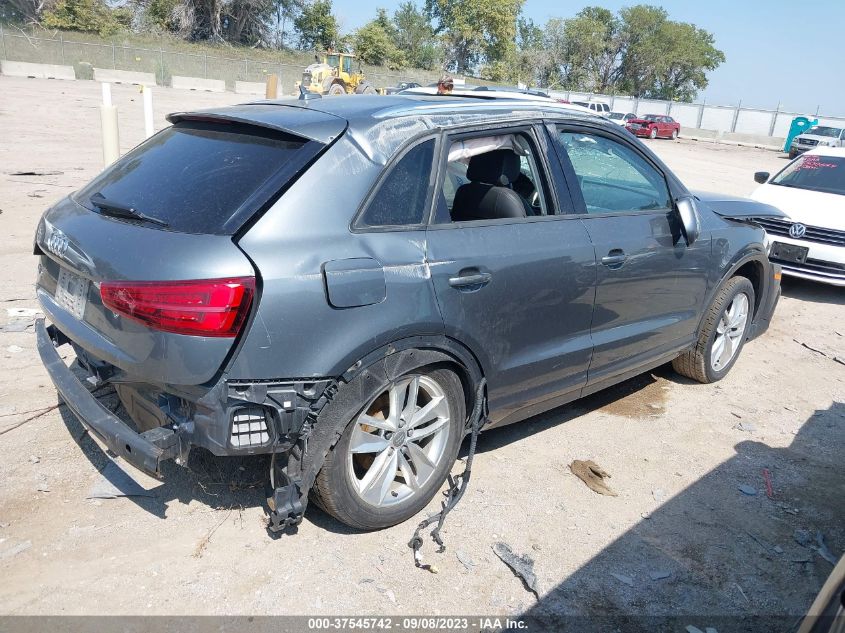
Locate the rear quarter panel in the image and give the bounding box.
[229,135,445,380]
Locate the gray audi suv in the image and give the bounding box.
[35,94,784,531]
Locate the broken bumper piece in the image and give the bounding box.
[36,318,181,478]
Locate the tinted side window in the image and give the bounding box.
[358,139,435,228]
[558,130,671,214]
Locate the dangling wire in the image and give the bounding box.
[409,378,487,572]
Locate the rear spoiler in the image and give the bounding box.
[167,103,348,145]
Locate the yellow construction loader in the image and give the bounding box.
[296,52,378,96]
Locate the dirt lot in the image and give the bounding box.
[0,76,843,626]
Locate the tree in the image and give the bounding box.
[294,0,338,50]
[269,0,305,48]
[425,0,522,75]
[42,0,130,35]
[353,9,406,68]
[5,0,57,23]
[393,2,438,70]
[482,15,547,85]
[537,4,723,99]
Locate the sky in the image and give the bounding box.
[331,0,845,116]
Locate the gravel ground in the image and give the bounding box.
[0,76,842,625]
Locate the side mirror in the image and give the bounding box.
[754,171,770,184]
[675,196,701,245]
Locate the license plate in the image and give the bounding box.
[770,241,809,264]
[56,268,89,319]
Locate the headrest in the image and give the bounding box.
[466,150,521,186]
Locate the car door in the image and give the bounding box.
[549,123,710,393]
[426,125,597,426]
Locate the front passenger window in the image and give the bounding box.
[558,131,671,214]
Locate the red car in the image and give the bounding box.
[626,114,680,140]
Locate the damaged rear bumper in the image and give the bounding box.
[36,318,177,477]
[37,318,333,481]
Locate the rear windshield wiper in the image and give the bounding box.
[89,193,169,227]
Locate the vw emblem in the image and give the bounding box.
[46,229,70,259]
[788,223,807,239]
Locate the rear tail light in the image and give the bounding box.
[100,277,255,337]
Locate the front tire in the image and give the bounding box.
[312,367,465,530]
[673,276,755,384]
[649,126,658,139]
[327,82,346,96]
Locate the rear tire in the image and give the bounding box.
[671,129,679,140]
[673,276,755,384]
[355,82,377,95]
[312,367,465,530]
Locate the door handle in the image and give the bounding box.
[601,250,627,268]
[448,271,492,289]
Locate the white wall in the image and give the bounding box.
[700,106,735,132]
[540,89,844,139]
[636,99,668,116]
[670,103,700,128]
[735,109,774,136]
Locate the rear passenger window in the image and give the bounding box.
[438,132,550,223]
[558,130,671,214]
[358,139,435,228]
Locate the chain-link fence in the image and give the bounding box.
[0,26,489,92]
[7,25,836,141]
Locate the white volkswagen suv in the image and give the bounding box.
[750,148,845,286]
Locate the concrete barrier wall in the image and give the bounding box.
[1,60,75,80]
[171,75,226,92]
[93,68,155,85]
[234,81,266,95]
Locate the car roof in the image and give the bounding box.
[180,94,602,135]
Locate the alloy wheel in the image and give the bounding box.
[711,293,750,371]
[346,375,451,508]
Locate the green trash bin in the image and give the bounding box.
[784,116,818,153]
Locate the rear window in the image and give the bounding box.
[772,154,845,196]
[75,121,315,234]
